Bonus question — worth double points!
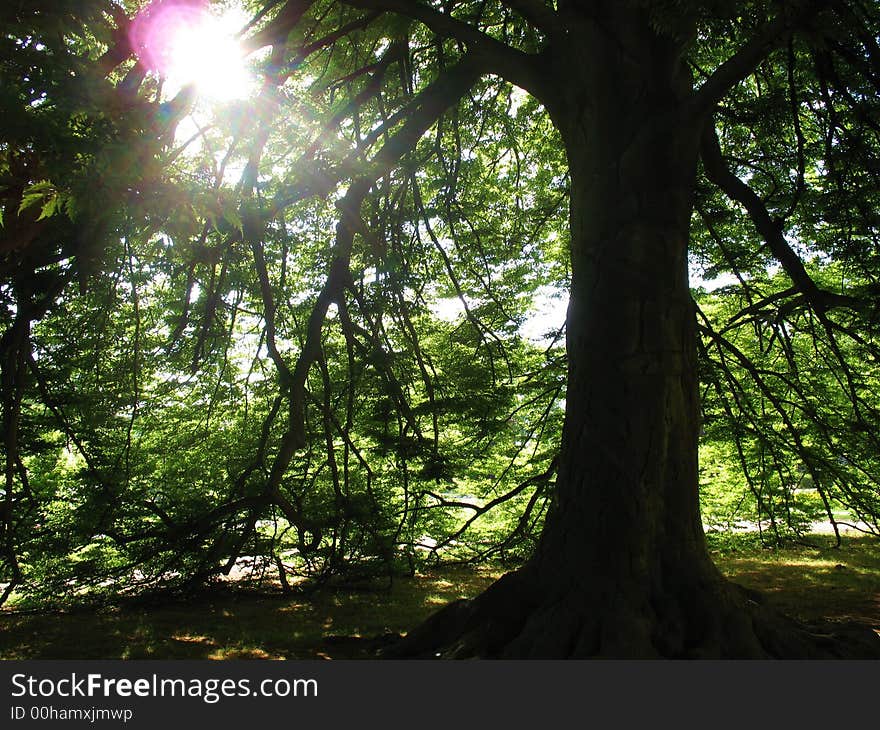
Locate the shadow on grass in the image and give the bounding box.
[1,534,877,659]
[710,533,880,631]
[0,566,500,660]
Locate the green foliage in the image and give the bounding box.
[1,0,879,610]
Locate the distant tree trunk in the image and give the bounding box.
[386,3,879,659]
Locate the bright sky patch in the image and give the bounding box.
[130,1,254,102]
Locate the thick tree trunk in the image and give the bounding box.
[385,4,879,659]
[515,10,713,657]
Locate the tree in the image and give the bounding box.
[271,0,879,658]
[2,0,879,656]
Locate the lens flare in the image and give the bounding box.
[129,0,253,101]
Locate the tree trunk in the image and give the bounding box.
[503,21,725,658]
[385,4,879,659]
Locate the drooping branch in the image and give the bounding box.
[0,270,70,604]
[697,305,880,537]
[270,52,487,212]
[337,288,428,446]
[700,128,880,461]
[258,55,486,506]
[700,124,871,318]
[423,454,558,559]
[227,51,490,559]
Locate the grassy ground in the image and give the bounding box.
[708,532,880,632]
[0,534,877,659]
[0,566,500,660]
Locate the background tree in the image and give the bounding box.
[1,0,879,657]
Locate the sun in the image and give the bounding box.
[130,1,255,102]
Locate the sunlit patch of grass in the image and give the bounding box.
[711,533,880,631]
[428,579,456,589]
[207,647,282,660]
[423,594,455,606]
[171,633,215,645]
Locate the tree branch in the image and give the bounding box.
[689,15,793,115]
[271,52,486,212]
[269,55,484,464]
[700,124,870,318]
[241,0,317,52]
[341,0,542,93]
[498,0,559,34]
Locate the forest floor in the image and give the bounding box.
[0,533,877,659]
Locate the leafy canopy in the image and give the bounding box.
[1,0,878,606]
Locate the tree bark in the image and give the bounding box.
[385,4,880,659]
[512,11,718,657]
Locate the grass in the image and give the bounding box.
[0,566,500,660]
[0,534,877,659]
[709,533,880,631]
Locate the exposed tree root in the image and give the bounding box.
[382,565,880,659]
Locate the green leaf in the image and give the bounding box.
[18,180,57,216]
[37,194,64,221]
[223,208,243,234]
